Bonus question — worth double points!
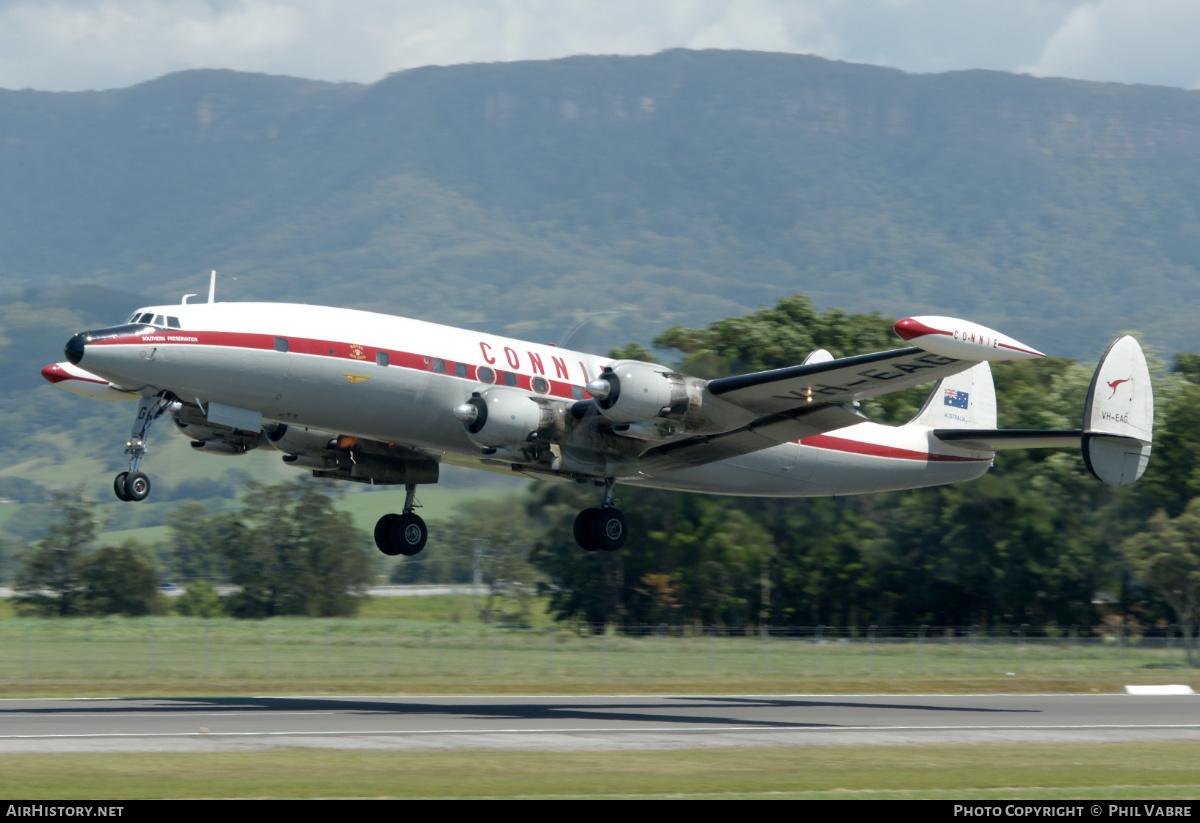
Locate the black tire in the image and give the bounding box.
[124,471,151,502]
[113,472,132,502]
[589,507,628,552]
[374,513,403,556]
[574,507,600,551]
[389,512,428,556]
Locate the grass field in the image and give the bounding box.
[1,603,1196,799]
[0,612,1196,697]
[2,742,1199,799]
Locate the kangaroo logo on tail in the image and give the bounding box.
[1107,377,1131,398]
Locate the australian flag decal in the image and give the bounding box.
[944,389,970,409]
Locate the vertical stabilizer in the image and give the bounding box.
[1082,336,1153,486]
[908,361,996,430]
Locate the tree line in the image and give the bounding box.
[522,296,1200,662]
[5,295,1199,662]
[7,482,374,619]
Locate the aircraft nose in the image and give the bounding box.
[65,333,86,365]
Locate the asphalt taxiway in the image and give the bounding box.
[0,694,1196,753]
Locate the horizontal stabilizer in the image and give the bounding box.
[1082,335,1153,486]
[934,429,1081,450]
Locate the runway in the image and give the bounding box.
[0,694,1197,753]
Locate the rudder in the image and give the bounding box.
[1082,335,1153,486]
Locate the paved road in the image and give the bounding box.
[0,694,1197,753]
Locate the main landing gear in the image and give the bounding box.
[573,478,627,553]
[374,483,429,557]
[113,395,171,502]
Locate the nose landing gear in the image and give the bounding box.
[113,395,170,502]
[574,478,627,552]
[374,483,429,556]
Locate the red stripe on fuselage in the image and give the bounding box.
[800,434,990,462]
[86,330,585,401]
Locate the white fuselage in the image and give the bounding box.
[62,302,995,496]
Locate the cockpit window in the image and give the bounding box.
[137,313,154,324]
[152,315,165,327]
[167,317,181,329]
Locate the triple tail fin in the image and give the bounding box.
[927,335,1154,487]
[1081,335,1153,486]
[907,361,997,430]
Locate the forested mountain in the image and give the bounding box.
[3,49,1200,360]
[5,49,1200,547]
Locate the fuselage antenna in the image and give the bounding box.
[208,270,217,304]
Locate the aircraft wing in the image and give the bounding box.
[635,347,973,474]
[636,403,868,473]
[704,347,969,415]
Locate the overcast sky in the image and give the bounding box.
[2,0,1198,93]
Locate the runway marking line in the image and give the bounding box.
[2,723,1199,741]
[1,693,1195,702]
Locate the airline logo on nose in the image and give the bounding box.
[344,373,370,385]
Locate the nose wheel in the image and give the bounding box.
[112,395,169,503]
[574,478,627,552]
[374,484,429,556]
[113,471,151,502]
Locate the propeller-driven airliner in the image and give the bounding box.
[42,276,1154,556]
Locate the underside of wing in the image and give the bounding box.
[637,404,866,475]
[627,348,976,474]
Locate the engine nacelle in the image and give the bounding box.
[453,387,554,448]
[586,360,686,424]
[190,437,263,456]
[171,402,264,455]
[266,424,338,455]
[282,452,344,471]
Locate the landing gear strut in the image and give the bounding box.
[113,395,170,502]
[374,483,429,557]
[574,478,627,553]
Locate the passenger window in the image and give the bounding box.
[432,358,446,374]
[376,351,389,367]
[571,385,585,400]
[532,376,549,394]
[454,362,468,378]
[503,372,517,387]
[275,338,289,353]
[477,366,494,384]
[167,317,181,329]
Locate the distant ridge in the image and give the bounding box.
[2,48,1200,359]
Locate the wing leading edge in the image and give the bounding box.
[706,347,969,416]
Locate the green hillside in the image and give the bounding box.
[2,49,1199,359]
[4,49,1200,528]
